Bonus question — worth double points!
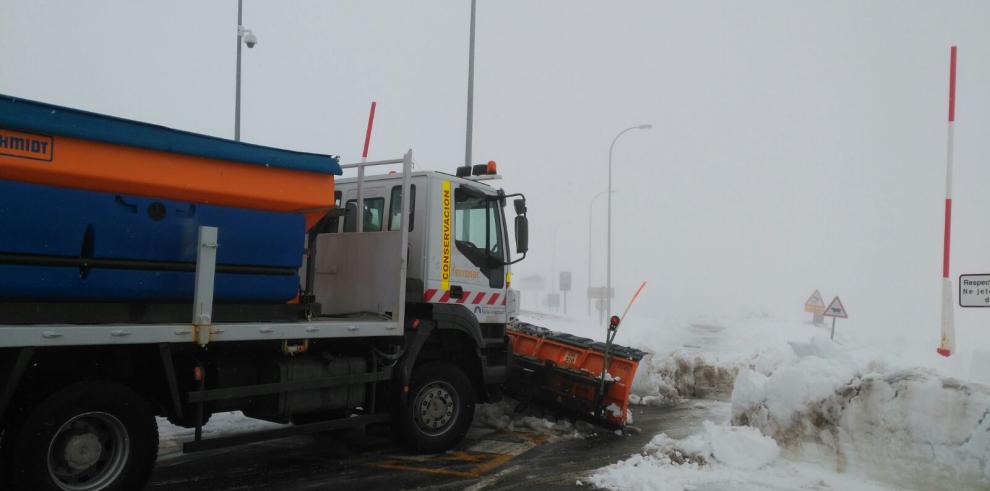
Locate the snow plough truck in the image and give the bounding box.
[0,94,645,491]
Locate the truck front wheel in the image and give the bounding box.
[399,362,475,453]
[9,381,159,491]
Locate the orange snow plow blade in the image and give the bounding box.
[505,322,646,429]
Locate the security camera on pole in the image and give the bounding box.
[234,0,258,142]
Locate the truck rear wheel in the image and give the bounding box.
[399,362,475,453]
[9,381,158,491]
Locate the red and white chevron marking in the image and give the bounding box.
[423,288,506,306]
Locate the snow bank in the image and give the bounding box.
[523,313,989,489]
[627,317,824,404]
[587,420,898,491]
[630,350,738,403]
[732,337,990,491]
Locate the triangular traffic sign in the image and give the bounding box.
[823,296,848,318]
[804,290,826,314]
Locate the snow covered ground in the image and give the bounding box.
[473,398,599,440]
[585,421,901,491]
[518,312,990,491]
[157,412,287,460]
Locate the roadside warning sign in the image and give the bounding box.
[959,274,990,307]
[823,296,848,319]
[804,290,826,315]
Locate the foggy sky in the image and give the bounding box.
[3,1,990,369]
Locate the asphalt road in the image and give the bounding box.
[147,399,729,491]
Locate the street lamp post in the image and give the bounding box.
[606,124,651,316]
[587,189,614,317]
[234,0,258,142]
[551,223,561,313]
[464,0,477,165]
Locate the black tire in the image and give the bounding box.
[398,362,475,453]
[9,380,159,491]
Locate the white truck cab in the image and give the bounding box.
[329,165,526,323]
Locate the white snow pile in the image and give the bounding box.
[626,318,809,405]
[732,336,990,491]
[586,420,900,491]
[664,421,781,470]
[586,421,779,491]
[630,349,739,404]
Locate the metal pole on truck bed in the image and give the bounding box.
[396,150,413,331]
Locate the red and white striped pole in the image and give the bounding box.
[362,100,377,160]
[938,46,957,358]
[355,100,376,232]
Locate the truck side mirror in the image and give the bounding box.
[513,198,527,216]
[514,215,529,254]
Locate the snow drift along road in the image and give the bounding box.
[732,336,990,491]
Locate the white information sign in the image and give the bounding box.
[587,286,615,299]
[959,274,990,307]
[559,272,572,292]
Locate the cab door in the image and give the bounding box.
[445,184,508,323]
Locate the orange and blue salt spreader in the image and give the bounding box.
[0,94,340,303]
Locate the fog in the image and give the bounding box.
[4,1,990,370]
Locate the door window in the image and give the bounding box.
[388,185,416,231]
[343,197,385,232]
[454,187,504,288]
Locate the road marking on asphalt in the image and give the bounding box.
[461,464,523,491]
[368,431,547,478]
[467,439,532,455]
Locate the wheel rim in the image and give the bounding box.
[47,412,130,491]
[413,381,459,436]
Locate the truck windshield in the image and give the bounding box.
[454,188,505,288]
